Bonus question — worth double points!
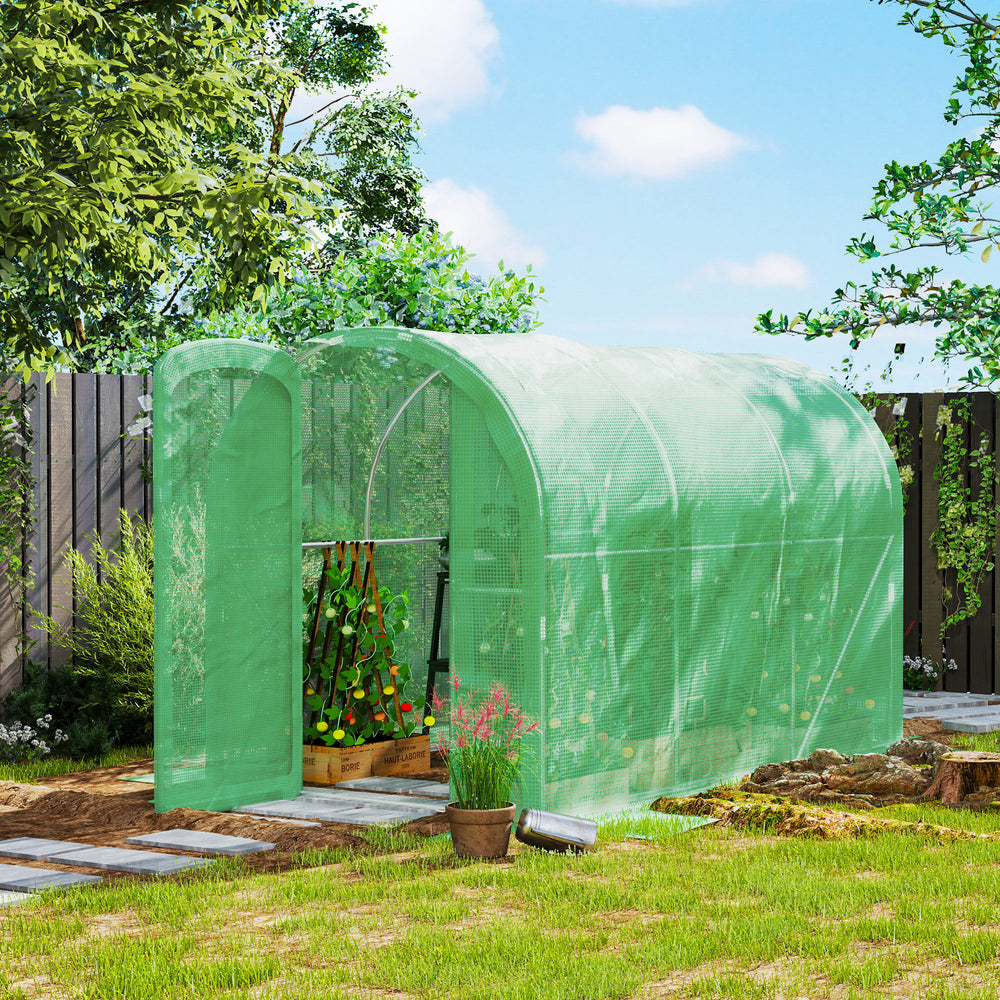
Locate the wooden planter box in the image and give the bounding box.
[303,743,373,784]
[372,734,431,776]
[303,734,430,785]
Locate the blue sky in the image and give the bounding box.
[308,0,993,391]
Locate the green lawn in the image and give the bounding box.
[1,736,999,999]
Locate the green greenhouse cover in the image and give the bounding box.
[153,327,901,815]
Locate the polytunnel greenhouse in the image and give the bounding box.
[152,327,903,815]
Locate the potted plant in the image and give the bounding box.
[302,557,434,784]
[432,673,538,859]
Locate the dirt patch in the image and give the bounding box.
[0,758,450,887]
[902,717,972,747]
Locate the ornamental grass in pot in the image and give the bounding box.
[433,674,538,859]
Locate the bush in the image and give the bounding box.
[19,510,154,751]
[2,660,115,759]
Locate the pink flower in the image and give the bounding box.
[456,734,466,750]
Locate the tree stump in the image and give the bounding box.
[922,752,1000,804]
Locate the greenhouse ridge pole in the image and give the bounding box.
[303,536,446,548]
[363,369,442,539]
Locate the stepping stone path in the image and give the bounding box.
[0,832,277,903]
[0,889,36,906]
[0,778,448,904]
[335,776,450,799]
[904,690,1000,733]
[126,829,275,855]
[0,862,102,893]
[235,779,450,826]
[46,846,214,875]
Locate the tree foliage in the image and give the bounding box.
[0,0,431,378]
[190,229,546,352]
[242,0,431,248]
[756,0,1000,387]
[0,0,335,377]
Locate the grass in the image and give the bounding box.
[5,809,1000,1000]
[2,732,1000,998]
[0,745,152,784]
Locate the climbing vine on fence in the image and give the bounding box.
[931,397,1000,638]
[0,378,35,640]
[857,390,913,514]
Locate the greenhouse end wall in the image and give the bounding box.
[153,328,902,818]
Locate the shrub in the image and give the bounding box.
[26,510,154,749]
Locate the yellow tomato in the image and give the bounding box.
[316,721,329,733]
[424,715,435,727]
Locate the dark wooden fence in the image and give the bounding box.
[871,392,1000,695]
[0,374,151,697]
[1,379,998,697]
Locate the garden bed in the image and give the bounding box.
[0,756,450,887]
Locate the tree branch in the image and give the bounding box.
[285,93,354,129]
[159,265,195,315]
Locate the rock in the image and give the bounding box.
[826,759,930,797]
[851,753,891,773]
[807,748,849,770]
[886,738,950,768]
[749,763,786,784]
[769,774,822,793]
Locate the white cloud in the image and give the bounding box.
[677,253,811,290]
[570,104,752,180]
[423,179,547,272]
[370,0,501,123]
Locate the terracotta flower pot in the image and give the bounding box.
[445,802,516,859]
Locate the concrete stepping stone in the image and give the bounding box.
[126,829,275,856]
[0,838,94,860]
[941,717,1000,734]
[234,790,444,826]
[47,846,213,875]
[0,863,102,892]
[299,787,447,813]
[0,889,37,906]
[926,707,1000,721]
[241,815,321,828]
[336,776,450,799]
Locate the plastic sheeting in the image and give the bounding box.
[153,328,901,815]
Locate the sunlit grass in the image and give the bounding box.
[6,734,1000,997]
[953,730,1000,753]
[0,745,152,783]
[3,804,1000,1000]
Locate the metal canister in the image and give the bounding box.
[515,808,597,853]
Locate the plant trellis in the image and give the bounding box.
[153,328,902,816]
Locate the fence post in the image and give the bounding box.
[921,392,946,683]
